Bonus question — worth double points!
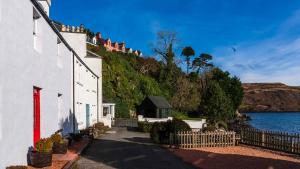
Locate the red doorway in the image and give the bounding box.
[33,87,41,147]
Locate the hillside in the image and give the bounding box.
[240,83,300,112]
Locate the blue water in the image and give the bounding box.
[245,112,300,134]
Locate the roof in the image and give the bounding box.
[147,96,172,109]
[86,50,102,59]
[30,0,99,79]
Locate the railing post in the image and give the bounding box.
[262,131,265,147]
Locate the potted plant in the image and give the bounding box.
[51,133,68,154]
[30,138,53,168]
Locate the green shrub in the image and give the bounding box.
[169,110,189,120]
[50,133,64,144]
[35,138,53,153]
[202,125,217,132]
[168,118,191,132]
[150,118,191,144]
[138,121,153,133]
[150,122,167,143]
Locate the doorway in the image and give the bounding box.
[86,104,90,128]
[33,87,41,147]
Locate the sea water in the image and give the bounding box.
[245,112,300,134]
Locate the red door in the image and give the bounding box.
[33,88,41,147]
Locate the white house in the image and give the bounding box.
[0,0,104,167]
[60,27,102,131]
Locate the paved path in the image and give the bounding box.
[76,127,197,169]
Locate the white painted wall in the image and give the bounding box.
[62,33,102,130]
[183,119,207,131]
[138,115,173,122]
[0,1,72,167]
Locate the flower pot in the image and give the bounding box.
[52,141,68,154]
[29,151,52,168]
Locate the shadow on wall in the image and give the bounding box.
[59,110,79,135]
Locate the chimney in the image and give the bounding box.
[37,0,51,17]
[80,24,85,33]
[96,32,102,40]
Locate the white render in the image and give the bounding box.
[0,0,103,168]
[61,32,103,130]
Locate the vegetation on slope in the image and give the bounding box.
[87,31,243,123]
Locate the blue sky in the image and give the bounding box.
[51,0,300,86]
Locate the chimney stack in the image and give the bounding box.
[96,32,102,40]
[37,0,51,17]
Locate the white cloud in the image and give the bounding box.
[213,10,300,86]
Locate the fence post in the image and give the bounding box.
[262,131,265,147]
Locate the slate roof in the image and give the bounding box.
[147,96,172,109]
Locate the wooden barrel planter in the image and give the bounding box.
[52,140,68,154]
[29,151,52,168]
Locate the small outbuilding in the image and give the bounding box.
[138,96,172,118]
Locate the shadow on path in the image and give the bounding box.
[77,128,197,169]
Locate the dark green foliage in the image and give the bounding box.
[192,53,213,74]
[150,119,191,144]
[211,68,244,110]
[181,46,195,74]
[202,125,217,132]
[201,81,234,122]
[88,44,165,117]
[138,121,153,133]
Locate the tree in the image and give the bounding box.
[192,53,213,74]
[153,31,180,91]
[181,46,195,74]
[211,68,244,111]
[201,81,234,123]
[170,76,200,112]
[153,31,177,64]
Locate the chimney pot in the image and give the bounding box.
[61,25,66,32]
[76,26,80,32]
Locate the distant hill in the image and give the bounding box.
[240,83,300,112]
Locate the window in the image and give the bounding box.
[103,107,109,117]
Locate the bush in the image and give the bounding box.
[168,118,191,132]
[202,125,217,132]
[138,121,153,133]
[35,138,53,153]
[150,122,167,143]
[169,110,188,120]
[50,133,63,144]
[150,118,191,144]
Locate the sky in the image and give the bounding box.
[51,0,300,86]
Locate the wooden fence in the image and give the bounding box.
[113,118,138,127]
[240,128,300,154]
[170,131,236,148]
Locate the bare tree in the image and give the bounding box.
[153,31,177,64]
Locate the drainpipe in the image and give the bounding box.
[72,54,76,133]
[97,77,99,123]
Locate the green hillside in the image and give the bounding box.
[87,44,200,117]
[87,39,243,122]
